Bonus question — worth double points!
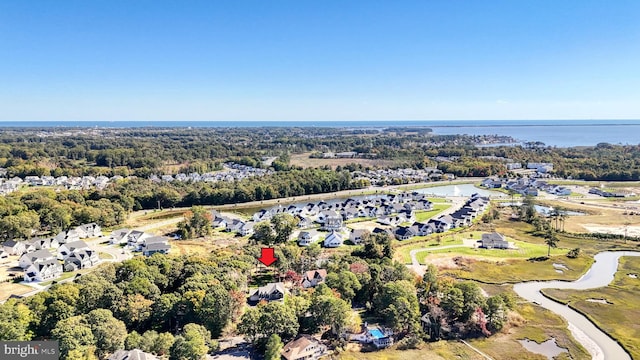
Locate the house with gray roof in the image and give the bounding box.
[19,249,56,269]
[64,249,100,271]
[108,349,159,360]
[248,282,286,303]
[24,259,62,282]
[480,232,509,249]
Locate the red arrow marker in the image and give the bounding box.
[258,247,278,266]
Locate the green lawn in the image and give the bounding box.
[415,239,567,264]
[339,342,485,360]
[40,271,77,286]
[445,255,593,284]
[394,231,481,264]
[414,204,451,222]
[542,256,640,359]
[98,252,114,260]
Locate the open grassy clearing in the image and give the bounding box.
[170,232,247,256]
[542,256,640,359]
[414,203,451,222]
[290,152,400,169]
[415,239,567,264]
[443,255,593,284]
[98,252,114,260]
[394,231,475,264]
[394,179,478,191]
[492,219,640,254]
[338,342,485,360]
[0,282,34,301]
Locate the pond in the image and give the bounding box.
[413,183,506,198]
[534,205,585,216]
[518,338,568,359]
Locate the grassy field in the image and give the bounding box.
[338,342,486,360]
[394,231,472,264]
[444,255,593,283]
[542,256,640,359]
[0,282,34,301]
[415,239,567,264]
[98,252,114,260]
[290,152,400,169]
[414,204,452,222]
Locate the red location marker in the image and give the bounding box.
[258,247,278,266]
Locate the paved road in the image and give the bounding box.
[408,243,471,276]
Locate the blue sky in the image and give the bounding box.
[1,1,639,121]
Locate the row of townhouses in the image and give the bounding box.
[0,175,117,195]
[391,194,490,241]
[481,177,571,196]
[108,229,170,256]
[149,162,272,184]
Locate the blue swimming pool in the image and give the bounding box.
[369,329,385,339]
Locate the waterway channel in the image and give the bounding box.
[513,251,640,360]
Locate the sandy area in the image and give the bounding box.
[581,224,640,236]
[568,322,604,360]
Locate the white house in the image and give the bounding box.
[54,229,80,244]
[64,249,100,271]
[298,231,314,246]
[29,237,59,250]
[126,230,150,250]
[317,211,343,231]
[140,236,171,256]
[57,240,90,260]
[75,223,102,238]
[349,229,368,245]
[19,249,55,269]
[24,259,63,282]
[323,231,343,248]
[2,240,27,256]
[248,282,287,303]
[109,229,131,245]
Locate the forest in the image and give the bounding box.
[0,232,515,360]
[0,126,638,180]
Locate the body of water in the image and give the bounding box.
[514,251,640,360]
[414,183,505,198]
[0,120,639,147]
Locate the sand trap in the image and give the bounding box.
[555,269,564,274]
[553,263,569,270]
[586,298,612,305]
[628,273,638,279]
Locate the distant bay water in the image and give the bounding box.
[1,119,639,147]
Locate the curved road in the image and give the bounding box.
[513,251,640,360]
[409,244,470,276]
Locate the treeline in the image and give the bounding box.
[0,169,358,240]
[0,251,254,360]
[1,127,639,182]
